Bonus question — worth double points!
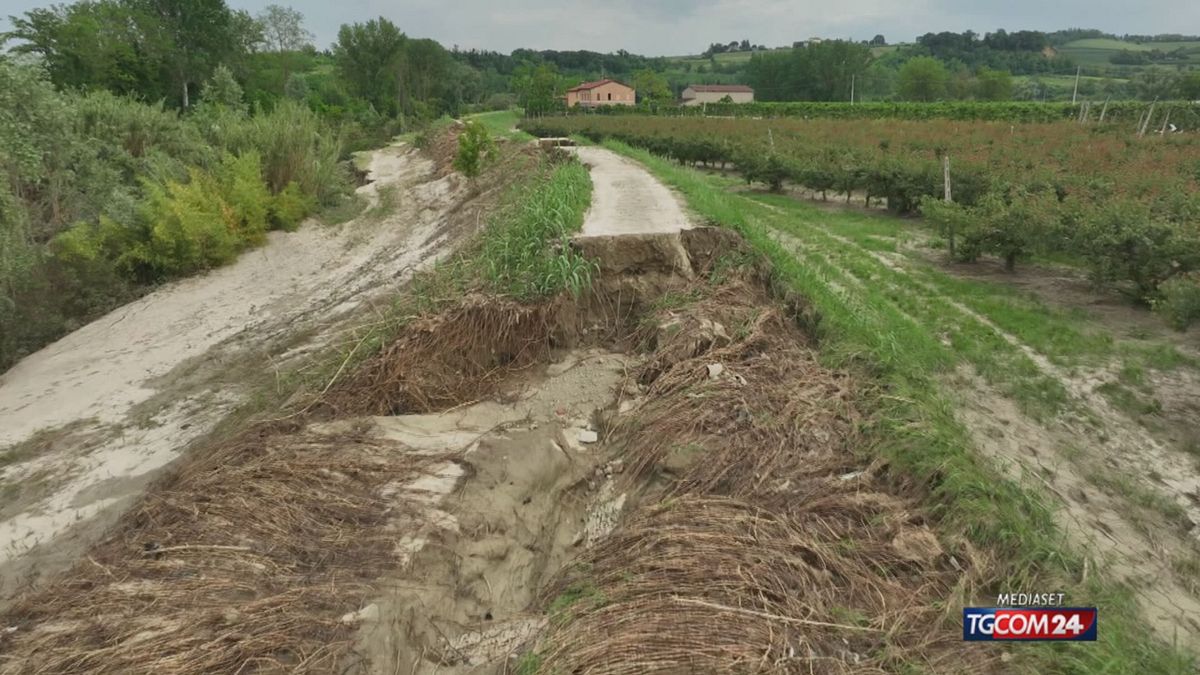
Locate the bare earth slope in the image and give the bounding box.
[0,143,469,596]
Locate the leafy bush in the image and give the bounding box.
[453,120,498,178]
[124,170,242,278]
[214,152,272,245]
[920,198,971,260]
[53,152,277,282]
[1153,274,1200,331]
[197,100,348,205]
[483,93,518,111]
[270,182,316,231]
[961,188,1060,271]
[1079,201,1200,301]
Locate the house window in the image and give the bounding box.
[608,92,612,101]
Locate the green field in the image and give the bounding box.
[667,46,789,67]
[1058,37,1200,68]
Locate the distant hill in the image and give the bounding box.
[1057,37,1200,69]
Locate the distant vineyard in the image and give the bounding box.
[579,100,1200,129]
[521,115,1200,316]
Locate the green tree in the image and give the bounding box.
[1179,71,1200,100]
[632,69,672,104]
[200,64,246,111]
[1132,68,1181,101]
[6,1,160,98]
[746,40,871,101]
[975,68,1012,101]
[403,38,460,113]
[897,56,949,101]
[332,18,408,115]
[516,63,563,116]
[331,18,461,117]
[257,4,312,52]
[126,0,250,108]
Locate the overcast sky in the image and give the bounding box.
[3,0,1198,56]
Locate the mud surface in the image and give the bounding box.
[0,142,472,598]
[349,350,634,674]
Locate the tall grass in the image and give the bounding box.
[601,138,1195,674]
[478,160,594,299]
[196,101,348,205]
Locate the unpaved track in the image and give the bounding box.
[571,147,691,236]
[0,144,468,594]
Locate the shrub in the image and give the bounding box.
[1079,201,1200,302]
[1154,274,1200,331]
[214,152,271,245]
[124,170,241,279]
[200,100,348,205]
[920,197,972,260]
[270,181,316,231]
[483,93,518,111]
[453,120,498,179]
[967,188,1059,271]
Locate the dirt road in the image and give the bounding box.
[571,147,691,237]
[0,143,469,595]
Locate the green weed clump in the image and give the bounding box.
[1154,273,1200,331]
[51,152,312,282]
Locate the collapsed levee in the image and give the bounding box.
[518,235,995,674]
[331,227,997,674]
[0,223,995,674]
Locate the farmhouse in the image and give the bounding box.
[680,84,755,106]
[565,79,636,108]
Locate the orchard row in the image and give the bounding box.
[582,100,1200,129]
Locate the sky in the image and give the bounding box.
[2,0,1198,56]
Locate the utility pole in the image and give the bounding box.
[850,74,856,104]
[1071,66,1081,105]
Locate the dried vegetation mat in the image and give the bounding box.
[323,295,561,416]
[0,285,583,673]
[0,420,447,674]
[526,266,999,673]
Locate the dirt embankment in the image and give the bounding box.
[0,129,510,601]
[0,142,997,674]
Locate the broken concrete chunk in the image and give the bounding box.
[578,429,599,444]
[618,398,643,414]
[341,603,380,625]
[699,318,731,344]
